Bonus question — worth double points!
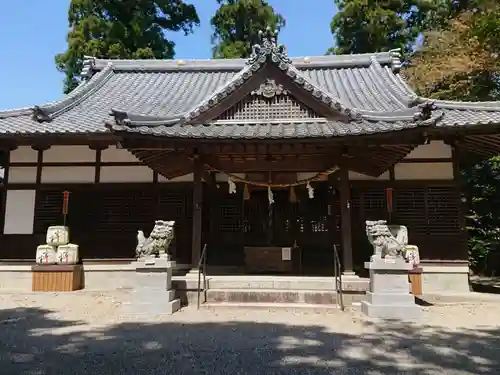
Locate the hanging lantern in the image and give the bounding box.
[289,186,297,203]
[243,183,250,200]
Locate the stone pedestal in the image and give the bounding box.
[361,257,421,320]
[123,258,181,315]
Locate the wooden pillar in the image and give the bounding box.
[191,155,203,268]
[0,147,12,235]
[339,166,354,274]
[451,144,468,260]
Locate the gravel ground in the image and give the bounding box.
[1,291,500,375]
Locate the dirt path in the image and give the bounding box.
[1,291,499,374]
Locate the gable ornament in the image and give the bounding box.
[251,79,288,98]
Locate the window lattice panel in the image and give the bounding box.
[216,94,321,121]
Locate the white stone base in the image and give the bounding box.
[421,265,470,293]
[361,301,422,320]
[361,258,422,321]
[0,269,32,291]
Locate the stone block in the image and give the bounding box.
[361,301,421,320]
[123,261,180,315]
[361,257,421,321]
[364,291,414,305]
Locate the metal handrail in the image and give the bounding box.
[197,244,208,310]
[333,244,345,311]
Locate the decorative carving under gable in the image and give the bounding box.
[216,93,321,121]
[251,79,287,98]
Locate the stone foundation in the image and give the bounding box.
[361,258,421,321]
[122,259,181,315]
[421,264,470,293]
[0,266,32,291]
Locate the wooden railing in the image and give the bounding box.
[333,244,345,311]
[196,244,208,310]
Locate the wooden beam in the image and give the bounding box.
[0,149,11,235]
[338,166,354,274]
[204,155,340,173]
[452,145,468,260]
[191,155,203,267]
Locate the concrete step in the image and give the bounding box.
[205,288,365,305]
[202,302,340,312]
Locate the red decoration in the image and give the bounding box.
[62,191,70,215]
[386,188,393,214]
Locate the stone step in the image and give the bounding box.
[200,276,369,292]
[202,302,340,312]
[205,288,365,305]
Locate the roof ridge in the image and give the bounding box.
[87,53,397,73]
[34,64,114,122]
[0,63,114,122]
[417,97,500,111]
[179,29,363,123]
[0,106,34,119]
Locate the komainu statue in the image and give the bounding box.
[365,220,405,260]
[136,220,175,260]
[388,224,420,266]
[365,220,420,265]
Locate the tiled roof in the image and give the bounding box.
[108,116,441,140]
[1,32,500,140]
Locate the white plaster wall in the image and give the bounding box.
[8,167,37,183]
[101,146,140,162]
[394,162,453,180]
[404,141,452,159]
[10,147,38,163]
[158,173,194,182]
[41,167,95,183]
[3,190,36,234]
[348,171,390,180]
[100,166,153,183]
[43,146,95,162]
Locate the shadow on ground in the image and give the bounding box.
[0,307,499,374]
[471,276,500,294]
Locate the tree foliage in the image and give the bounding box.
[328,0,437,55]
[405,6,500,100]
[211,0,285,59]
[404,1,500,274]
[56,0,200,93]
[332,0,500,274]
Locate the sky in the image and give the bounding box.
[0,0,336,110]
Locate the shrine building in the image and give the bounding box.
[1,33,499,293]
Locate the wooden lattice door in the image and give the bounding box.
[243,189,295,247]
[295,182,340,272]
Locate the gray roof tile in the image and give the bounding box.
[108,116,439,140]
[1,35,500,139]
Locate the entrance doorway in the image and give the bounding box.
[203,182,340,275]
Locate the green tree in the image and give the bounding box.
[331,0,500,274]
[405,2,500,275]
[211,0,285,59]
[328,0,437,55]
[56,0,200,93]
